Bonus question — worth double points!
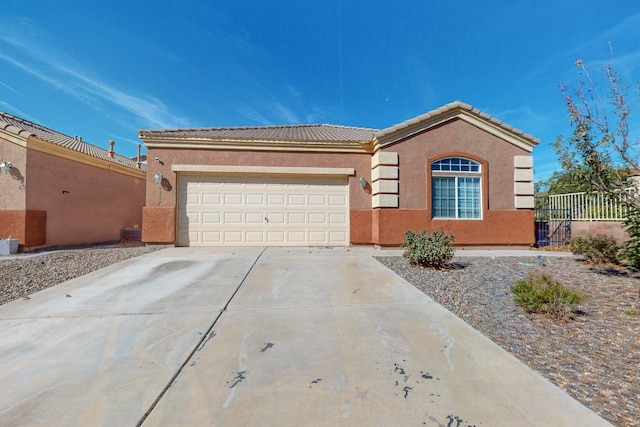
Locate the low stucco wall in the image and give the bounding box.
[571,221,629,244]
[370,209,534,246]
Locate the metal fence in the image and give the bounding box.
[534,208,571,246]
[536,192,627,221]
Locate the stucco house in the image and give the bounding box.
[139,101,538,247]
[0,111,146,249]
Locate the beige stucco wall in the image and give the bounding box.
[571,221,629,244]
[145,149,372,210]
[385,119,529,210]
[0,135,27,210]
[25,149,146,246]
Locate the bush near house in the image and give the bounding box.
[403,229,454,269]
[511,273,583,320]
[568,235,620,264]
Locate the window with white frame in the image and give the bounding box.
[431,157,481,219]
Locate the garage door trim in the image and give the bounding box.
[172,164,355,177]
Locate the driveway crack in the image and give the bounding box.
[136,247,267,426]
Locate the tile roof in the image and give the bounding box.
[139,124,377,142]
[139,101,539,148]
[375,101,540,145]
[0,111,145,171]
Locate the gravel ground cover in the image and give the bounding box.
[377,255,640,427]
[0,244,160,306]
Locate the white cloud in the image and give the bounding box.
[0,20,191,130]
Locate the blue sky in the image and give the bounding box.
[1,1,640,180]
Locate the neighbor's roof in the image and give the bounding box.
[0,111,145,171]
[139,124,376,143]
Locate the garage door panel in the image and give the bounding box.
[246,231,265,243]
[202,231,222,244]
[178,174,349,246]
[224,194,243,205]
[223,231,243,243]
[329,213,347,224]
[246,212,264,224]
[202,212,221,224]
[266,231,286,243]
[202,194,221,205]
[308,231,327,244]
[287,231,306,243]
[287,194,306,205]
[224,212,243,224]
[308,213,326,224]
[267,194,285,205]
[308,194,327,206]
[266,213,285,224]
[287,213,306,224]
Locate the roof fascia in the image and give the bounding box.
[0,127,28,147]
[142,136,375,153]
[376,110,537,153]
[27,136,146,179]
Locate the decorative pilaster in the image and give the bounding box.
[371,151,399,208]
[514,155,534,209]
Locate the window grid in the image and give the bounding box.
[431,157,480,173]
[431,157,481,219]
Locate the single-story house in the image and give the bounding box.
[139,101,538,247]
[0,111,146,249]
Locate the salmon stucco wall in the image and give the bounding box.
[386,119,529,210]
[142,206,175,243]
[0,136,27,210]
[25,149,145,247]
[373,209,534,246]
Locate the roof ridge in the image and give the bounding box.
[141,123,378,133]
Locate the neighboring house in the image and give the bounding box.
[0,111,146,249]
[139,101,538,247]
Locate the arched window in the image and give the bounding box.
[431,157,481,219]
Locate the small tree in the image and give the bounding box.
[553,52,640,273]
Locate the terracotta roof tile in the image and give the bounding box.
[0,111,145,171]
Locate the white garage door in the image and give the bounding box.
[177,175,350,246]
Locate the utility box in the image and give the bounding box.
[0,239,19,256]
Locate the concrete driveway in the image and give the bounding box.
[0,247,610,426]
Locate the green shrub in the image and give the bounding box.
[403,229,454,269]
[511,273,583,320]
[568,234,620,264]
[621,207,640,270]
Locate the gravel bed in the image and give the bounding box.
[0,244,161,306]
[376,255,640,427]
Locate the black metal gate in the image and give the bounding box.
[534,208,572,247]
